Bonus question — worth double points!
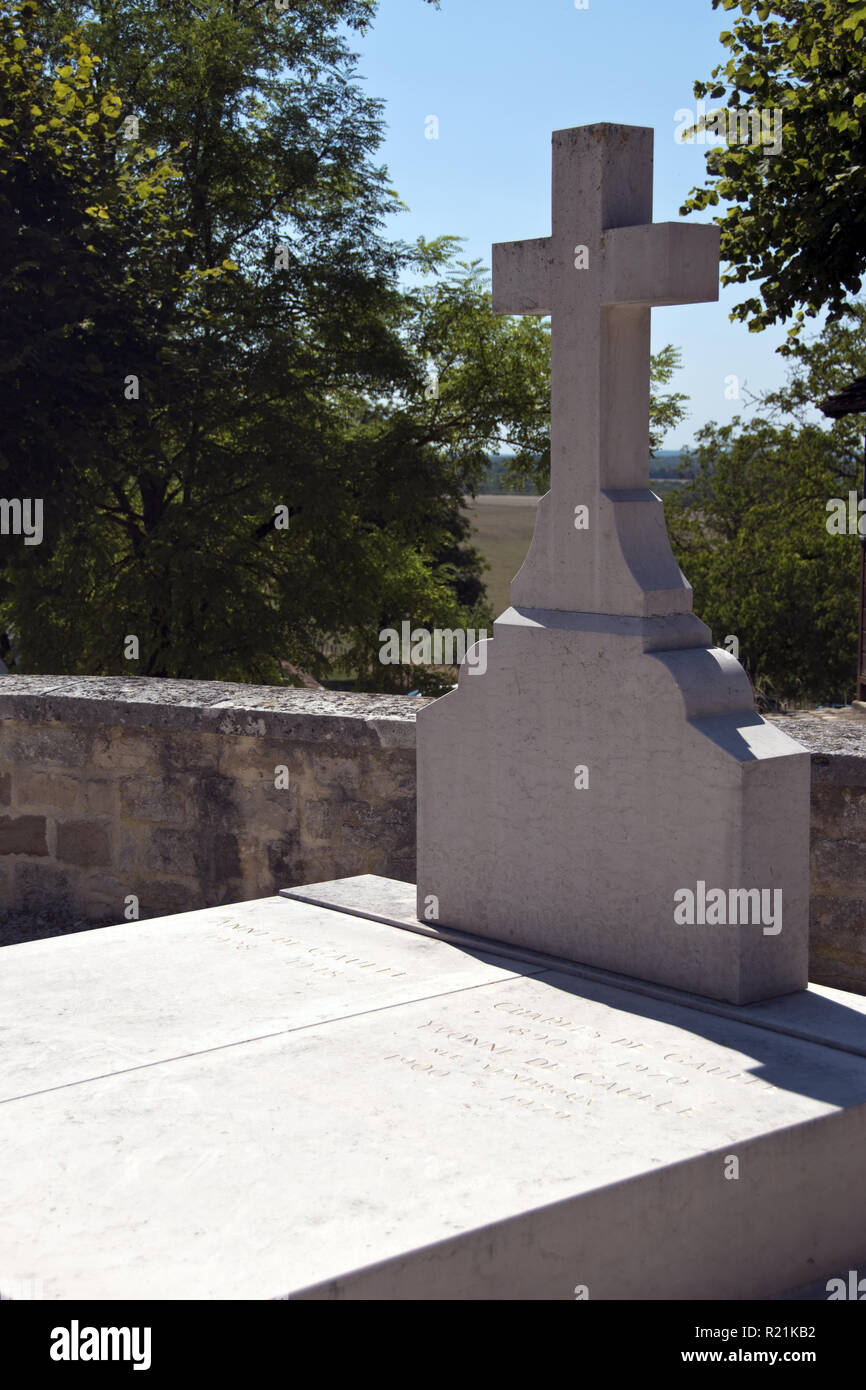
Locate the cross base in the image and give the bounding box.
[416,610,810,1005]
[512,487,693,615]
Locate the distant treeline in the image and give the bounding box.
[477,451,695,493]
[476,457,539,495]
[650,450,695,478]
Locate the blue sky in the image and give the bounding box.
[354,0,803,450]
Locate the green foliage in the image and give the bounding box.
[0,0,191,510]
[681,0,866,351]
[648,345,690,455]
[0,0,546,686]
[497,341,690,494]
[665,309,866,703]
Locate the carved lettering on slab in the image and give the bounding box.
[259,935,409,980]
[381,997,777,1122]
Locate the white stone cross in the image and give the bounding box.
[492,124,720,616]
[418,123,809,1011]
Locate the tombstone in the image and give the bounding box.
[0,876,860,1302]
[416,123,810,1006]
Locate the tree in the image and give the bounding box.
[0,1,543,685]
[664,308,866,703]
[681,0,866,352]
[0,0,190,528]
[648,345,690,454]
[496,342,690,494]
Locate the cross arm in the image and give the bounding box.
[601,223,720,307]
[492,236,555,316]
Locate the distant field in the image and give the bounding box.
[649,478,686,497]
[465,483,681,616]
[464,494,539,617]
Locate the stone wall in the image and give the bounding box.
[0,677,421,931]
[773,715,866,995]
[0,680,864,994]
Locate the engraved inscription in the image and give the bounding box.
[229,929,408,980]
[491,1002,775,1093]
[382,1015,703,1122]
[381,990,780,1124]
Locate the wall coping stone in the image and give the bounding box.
[770,715,866,785]
[0,676,432,749]
[1,679,866,765]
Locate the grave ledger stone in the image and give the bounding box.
[417,123,810,1006]
[4,889,866,1301]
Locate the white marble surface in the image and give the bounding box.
[285,877,866,1058]
[0,896,529,1101]
[3,891,866,1300]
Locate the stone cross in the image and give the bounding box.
[417,123,810,1005]
[492,124,720,616]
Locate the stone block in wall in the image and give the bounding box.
[810,895,866,992]
[0,774,10,807]
[265,832,303,883]
[302,799,334,843]
[136,879,207,918]
[340,797,415,853]
[110,828,146,874]
[77,879,130,926]
[7,724,94,769]
[0,815,48,856]
[119,776,189,824]
[811,837,866,898]
[212,832,242,883]
[301,749,365,798]
[83,873,201,922]
[219,737,308,789]
[14,860,71,911]
[810,894,866,943]
[15,770,82,813]
[810,784,866,841]
[291,848,356,888]
[359,747,418,799]
[90,729,161,775]
[84,779,120,817]
[810,753,866,788]
[151,732,221,784]
[195,775,243,829]
[143,825,243,889]
[56,820,112,868]
[230,781,299,837]
[143,826,204,877]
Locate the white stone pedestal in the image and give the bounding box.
[417,608,811,1005]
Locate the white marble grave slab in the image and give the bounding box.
[0,896,532,1101]
[2,888,866,1301]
